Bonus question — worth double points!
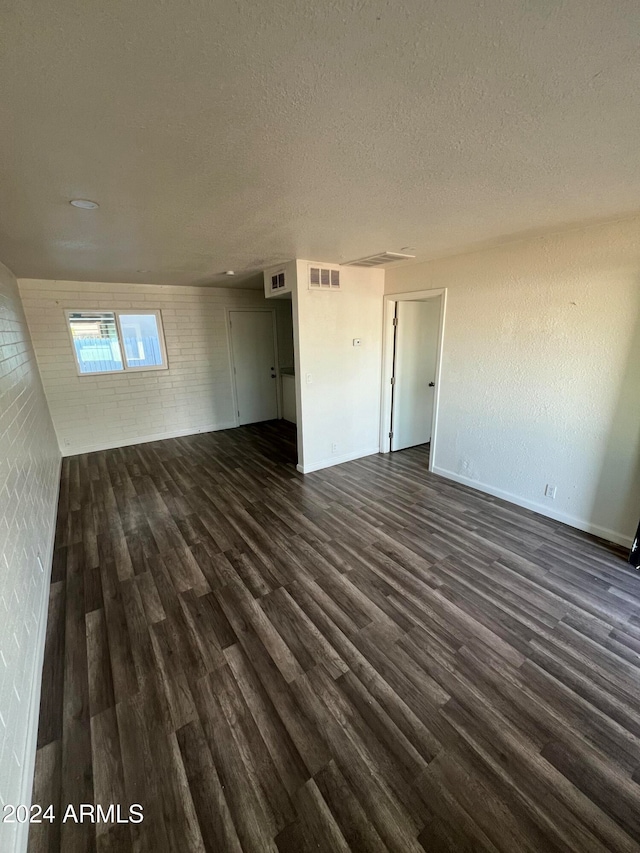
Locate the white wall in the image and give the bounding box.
[0,263,60,853]
[293,261,384,472]
[385,217,640,547]
[19,280,290,455]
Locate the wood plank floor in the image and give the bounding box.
[28,421,640,852]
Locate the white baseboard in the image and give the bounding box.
[432,466,632,549]
[60,421,237,456]
[15,453,62,853]
[297,446,380,474]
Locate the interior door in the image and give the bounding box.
[391,299,440,451]
[229,310,278,425]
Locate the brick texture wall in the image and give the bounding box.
[19,280,291,455]
[0,263,60,852]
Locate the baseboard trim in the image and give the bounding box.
[432,466,632,549]
[15,453,62,853]
[60,421,238,456]
[297,447,380,474]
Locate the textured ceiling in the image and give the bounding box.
[2,0,640,286]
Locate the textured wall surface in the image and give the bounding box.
[294,261,384,472]
[0,263,60,853]
[385,217,640,546]
[19,280,290,455]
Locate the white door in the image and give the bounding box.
[391,299,440,451]
[230,311,278,425]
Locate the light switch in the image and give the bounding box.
[353,338,362,347]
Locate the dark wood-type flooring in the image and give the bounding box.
[29,421,640,852]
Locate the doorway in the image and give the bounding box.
[380,288,446,469]
[390,299,440,451]
[228,309,279,425]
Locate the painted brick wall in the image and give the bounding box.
[0,263,60,852]
[19,280,291,455]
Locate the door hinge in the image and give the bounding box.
[392,318,398,327]
[388,431,393,438]
[390,377,396,386]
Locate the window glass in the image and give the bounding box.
[68,311,123,373]
[66,310,167,375]
[119,313,164,368]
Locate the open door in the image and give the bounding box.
[390,299,440,451]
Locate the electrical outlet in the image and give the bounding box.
[331,443,338,454]
[545,484,557,499]
[352,338,362,347]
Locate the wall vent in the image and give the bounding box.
[309,265,341,290]
[341,251,415,267]
[270,270,286,291]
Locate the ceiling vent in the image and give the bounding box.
[341,251,416,267]
[309,265,341,290]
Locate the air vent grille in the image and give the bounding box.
[309,265,341,290]
[341,251,415,267]
[271,271,286,291]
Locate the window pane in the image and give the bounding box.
[68,312,123,373]
[119,313,164,368]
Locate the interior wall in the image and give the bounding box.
[385,216,640,546]
[293,260,385,472]
[19,279,288,455]
[0,263,60,853]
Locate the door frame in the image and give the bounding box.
[379,288,447,471]
[226,307,282,427]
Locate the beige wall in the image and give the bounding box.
[0,263,60,853]
[385,217,640,546]
[294,261,385,472]
[19,280,291,456]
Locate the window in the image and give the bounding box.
[66,310,168,375]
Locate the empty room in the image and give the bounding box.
[2,1,640,852]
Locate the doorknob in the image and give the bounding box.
[428,382,435,387]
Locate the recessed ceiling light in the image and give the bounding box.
[70,199,99,209]
[225,270,235,275]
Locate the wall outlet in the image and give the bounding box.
[545,484,557,499]
[352,338,362,347]
[331,442,338,454]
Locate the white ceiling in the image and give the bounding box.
[2,0,640,287]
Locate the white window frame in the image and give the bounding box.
[65,309,169,376]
